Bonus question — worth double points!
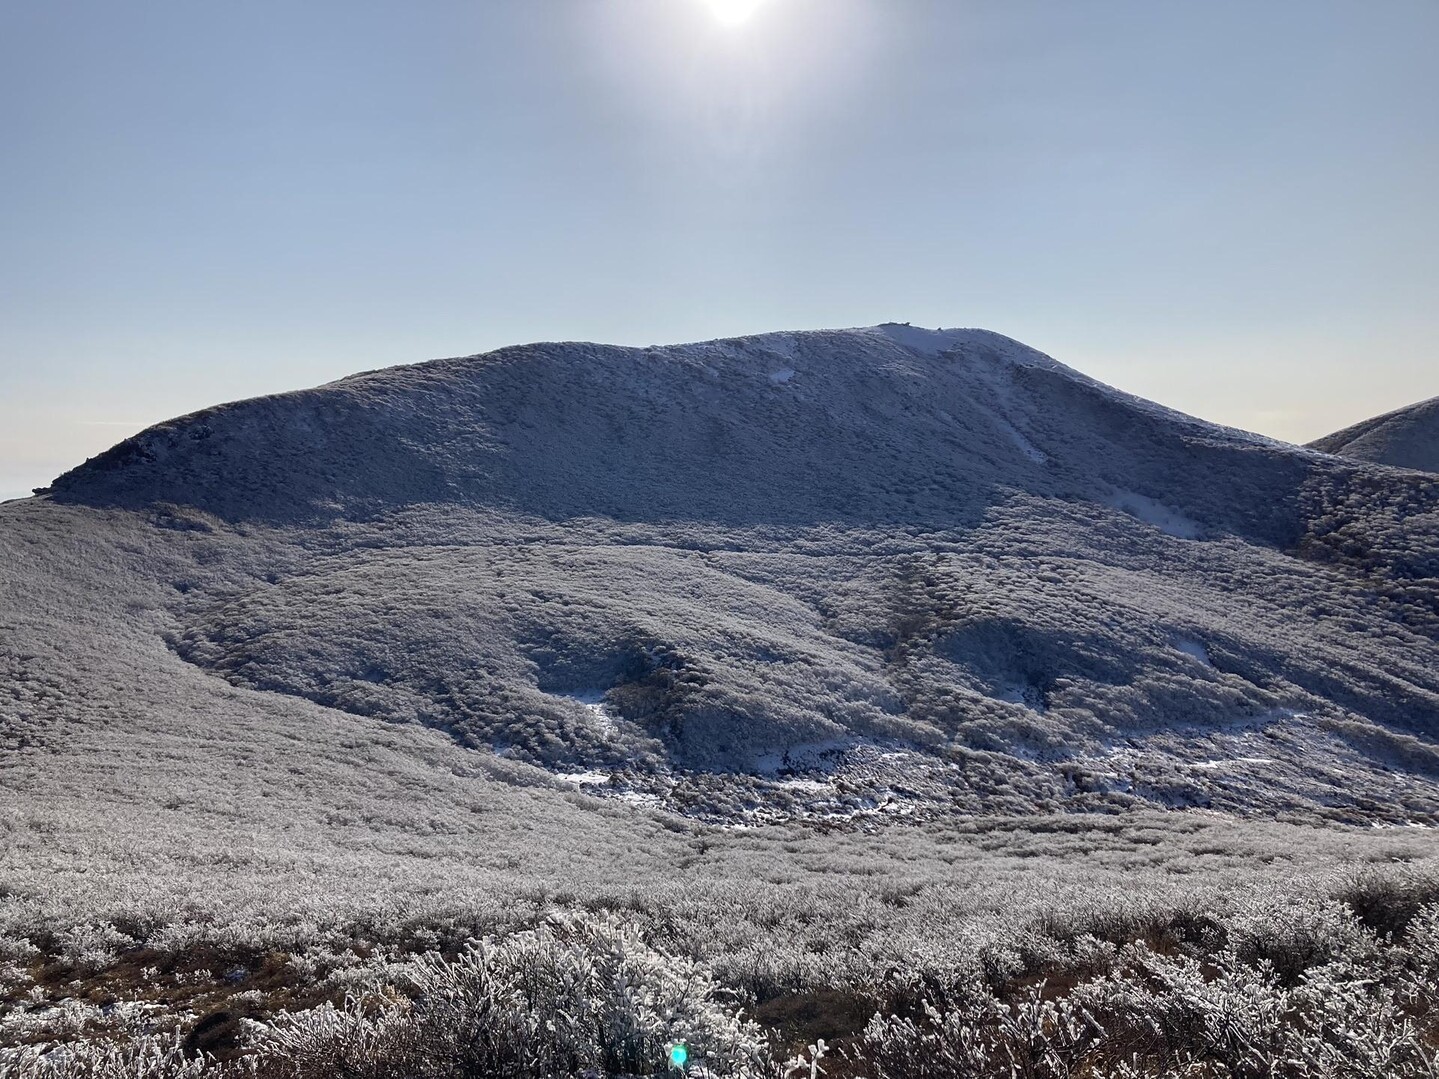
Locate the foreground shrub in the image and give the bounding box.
[0,1036,214,1079]
[9,899,1439,1078]
[1335,869,1439,939]
[851,979,1104,1079]
[249,912,772,1078]
[849,937,1439,1079]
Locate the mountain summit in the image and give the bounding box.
[11,326,1439,823]
[51,325,1301,538]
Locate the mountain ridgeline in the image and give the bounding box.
[52,326,1310,537]
[23,326,1439,822]
[1310,394,1439,474]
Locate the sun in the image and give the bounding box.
[699,0,770,27]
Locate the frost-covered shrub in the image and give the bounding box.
[9,892,1439,1078]
[847,931,1439,1079]
[1392,902,1439,1020]
[852,978,1103,1079]
[0,962,28,996]
[1084,949,1290,1078]
[1289,958,1434,1079]
[249,912,772,1078]
[0,1035,217,1079]
[852,996,1001,1079]
[1226,892,1378,986]
[1334,869,1439,938]
[1097,947,1439,1079]
[54,924,134,977]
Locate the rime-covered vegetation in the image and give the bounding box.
[5,859,1439,1077]
[4,326,1439,1074]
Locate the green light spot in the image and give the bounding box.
[669,1043,689,1069]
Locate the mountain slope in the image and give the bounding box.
[1309,395,1439,473]
[9,325,1439,825]
[49,326,1306,540]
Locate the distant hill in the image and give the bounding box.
[1309,395,1439,473]
[6,325,1439,826]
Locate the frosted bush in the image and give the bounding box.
[55,924,134,977]
[0,1035,217,1079]
[1226,892,1379,985]
[1289,959,1435,1078]
[249,912,772,1078]
[1393,902,1439,1020]
[1,1001,111,1046]
[852,975,1110,1079]
[848,929,1439,1079]
[6,827,1439,1077]
[1086,949,1290,1077]
[0,937,39,965]
[0,962,28,994]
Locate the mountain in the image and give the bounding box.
[8,325,1439,826]
[1309,395,1439,473]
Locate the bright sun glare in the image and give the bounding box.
[700,0,769,27]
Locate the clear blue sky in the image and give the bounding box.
[3,0,1436,500]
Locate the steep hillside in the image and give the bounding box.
[1310,395,1439,473]
[11,325,1439,825]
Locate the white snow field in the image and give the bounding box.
[3,325,1439,1075]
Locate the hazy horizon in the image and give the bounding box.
[3,0,1437,500]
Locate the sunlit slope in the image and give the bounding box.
[1310,395,1439,474]
[14,325,1439,822]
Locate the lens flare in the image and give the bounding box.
[669,1042,690,1069]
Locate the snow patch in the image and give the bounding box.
[554,690,618,737]
[1193,758,1275,770]
[778,777,835,794]
[1107,490,1203,539]
[995,418,1048,465]
[879,324,971,356]
[614,790,667,809]
[1000,683,1047,712]
[1173,636,1213,667]
[556,770,611,786]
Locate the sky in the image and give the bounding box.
[2,0,1437,501]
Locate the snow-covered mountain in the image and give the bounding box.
[46,325,1306,534]
[8,326,1439,824]
[1310,395,1439,474]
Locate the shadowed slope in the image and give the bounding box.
[50,326,1307,544]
